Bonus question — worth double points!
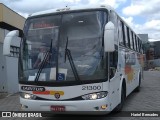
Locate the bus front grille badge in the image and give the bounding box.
[54,93,60,99]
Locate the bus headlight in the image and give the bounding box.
[20,92,37,100]
[82,91,108,100]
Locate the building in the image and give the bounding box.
[152,41,160,59]
[138,34,148,44]
[149,41,160,67]
[138,34,160,68]
[138,34,149,69]
[0,3,25,94]
[138,34,149,54]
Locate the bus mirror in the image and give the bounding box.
[104,21,115,52]
[3,30,20,56]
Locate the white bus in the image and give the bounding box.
[3,5,144,114]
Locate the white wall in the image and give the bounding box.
[0,28,7,92]
[0,28,5,43]
[0,43,7,92]
[0,28,20,94]
[6,56,19,93]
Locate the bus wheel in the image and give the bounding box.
[114,85,125,112]
[134,73,141,92]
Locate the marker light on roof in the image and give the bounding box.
[78,21,84,23]
[56,8,70,11]
[100,5,106,7]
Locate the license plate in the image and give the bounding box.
[50,106,65,112]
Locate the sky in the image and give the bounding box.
[0,0,160,42]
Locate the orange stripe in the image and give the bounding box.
[50,91,64,95]
[33,91,50,95]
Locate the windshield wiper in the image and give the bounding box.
[64,37,80,81]
[35,39,53,82]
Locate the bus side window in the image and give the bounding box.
[124,25,129,48]
[131,31,135,50]
[134,35,137,51]
[121,21,126,46]
[129,30,133,49]
[118,20,123,45]
[126,27,131,48]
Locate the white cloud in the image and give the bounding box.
[0,0,127,18]
[143,20,160,41]
[0,0,87,18]
[121,16,160,42]
[121,0,160,41]
[64,0,81,2]
[122,5,145,16]
[17,12,29,18]
[144,20,160,31]
[122,0,160,17]
[122,16,134,27]
[94,0,126,9]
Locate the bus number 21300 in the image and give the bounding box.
[82,86,102,90]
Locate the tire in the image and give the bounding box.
[134,73,141,92]
[113,86,125,112]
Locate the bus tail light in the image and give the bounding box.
[81,91,108,100]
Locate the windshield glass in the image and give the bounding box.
[21,11,107,82]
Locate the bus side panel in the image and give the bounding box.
[121,49,141,97]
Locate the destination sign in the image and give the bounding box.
[21,86,45,92]
[33,23,54,29]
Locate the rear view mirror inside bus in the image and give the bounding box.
[104,21,115,52]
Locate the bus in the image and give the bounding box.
[3,4,144,113]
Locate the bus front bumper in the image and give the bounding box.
[20,97,110,114]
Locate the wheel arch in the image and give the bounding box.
[119,76,127,103]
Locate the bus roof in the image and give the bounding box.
[29,4,114,17]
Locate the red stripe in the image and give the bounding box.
[33,91,50,95]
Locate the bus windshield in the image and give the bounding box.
[21,11,107,82]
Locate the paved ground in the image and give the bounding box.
[0,71,160,120]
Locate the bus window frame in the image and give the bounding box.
[134,35,138,51]
[124,25,129,48]
[129,29,133,49]
[126,26,131,48]
[131,31,135,50]
[121,21,126,46]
